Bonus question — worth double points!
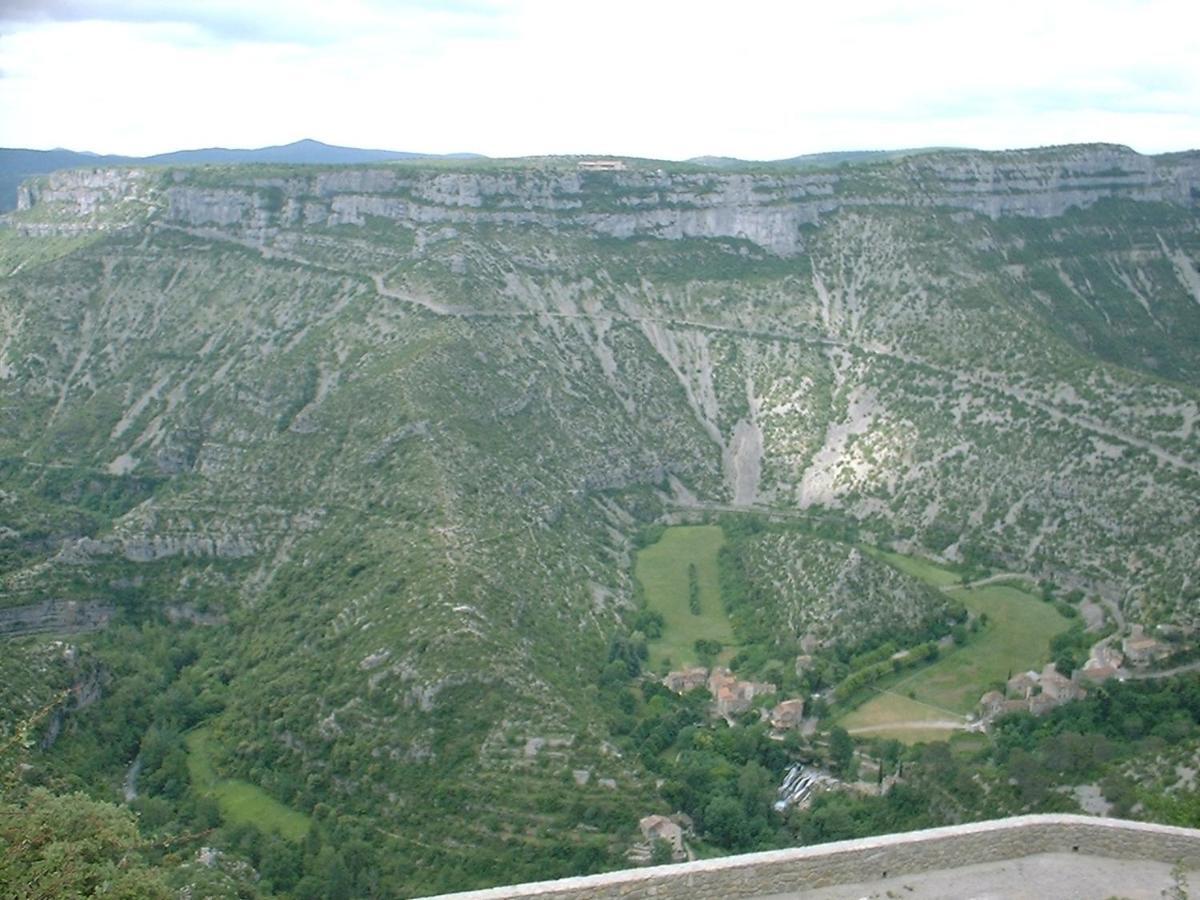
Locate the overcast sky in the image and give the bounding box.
[1,0,1198,159]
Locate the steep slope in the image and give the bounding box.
[1,144,1199,893]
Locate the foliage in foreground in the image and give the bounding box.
[0,788,173,900]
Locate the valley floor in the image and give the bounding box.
[841,552,1071,742]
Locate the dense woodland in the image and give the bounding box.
[9,643,1200,897]
[7,529,1200,898]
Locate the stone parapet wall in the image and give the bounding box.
[418,815,1200,900]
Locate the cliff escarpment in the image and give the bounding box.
[14,144,1200,255]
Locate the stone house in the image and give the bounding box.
[1088,643,1125,671]
[978,690,1006,716]
[663,666,708,694]
[708,667,775,718]
[978,691,1029,722]
[1038,664,1085,703]
[1028,693,1062,716]
[1123,625,1172,667]
[1007,671,1041,700]
[770,698,806,730]
[1076,642,1124,684]
[1078,664,1119,685]
[708,667,735,697]
[638,814,685,861]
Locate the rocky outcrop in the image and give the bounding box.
[887,145,1200,217]
[118,534,256,562]
[16,167,148,216]
[54,533,256,562]
[13,167,156,235]
[0,599,113,637]
[11,145,1200,256]
[41,660,105,749]
[164,604,229,627]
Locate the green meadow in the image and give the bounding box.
[635,525,735,669]
[842,551,1072,741]
[865,548,964,588]
[186,727,311,841]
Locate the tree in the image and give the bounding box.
[736,761,775,818]
[828,726,855,777]
[650,837,674,865]
[0,788,173,899]
[687,564,702,615]
[1006,748,1050,806]
[694,639,723,666]
[703,795,749,849]
[633,609,664,639]
[607,634,646,677]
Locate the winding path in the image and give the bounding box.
[846,720,972,735]
[1118,659,1200,681]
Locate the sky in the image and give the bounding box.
[1,0,1198,159]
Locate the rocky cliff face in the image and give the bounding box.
[0,599,113,637]
[15,145,1200,255]
[14,167,153,234]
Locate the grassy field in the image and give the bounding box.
[864,548,964,588]
[841,552,1072,741]
[635,525,735,669]
[186,727,311,841]
[841,691,963,736]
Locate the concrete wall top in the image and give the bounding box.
[417,814,1200,900]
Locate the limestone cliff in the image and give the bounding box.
[14,144,1200,255]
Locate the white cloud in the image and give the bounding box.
[1,0,1197,157]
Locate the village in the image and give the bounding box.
[627,622,1187,864]
[976,624,1178,725]
[625,664,812,863]
[662,665,807,730]
[652,622,1181,742]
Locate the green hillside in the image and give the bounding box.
[1,145,1198,895]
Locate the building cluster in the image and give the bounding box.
[979,663,1088,720]
[577,159,627,171]
[1077,642,1125,684]
[977,623,1181,724]
[1122,625,1173,667]
[662,665,805,730]
[770,699,807,730]
[708,667,777,719]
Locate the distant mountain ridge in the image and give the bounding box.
[140,137,480,165]
[0,138,482,211]
[686,147,963,169]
